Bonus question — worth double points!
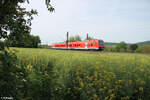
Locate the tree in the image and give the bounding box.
[68,36,75,42]
[74,35,81,41]
[129,44,138,51]
[86,36,94,40]
[69,35,81,42]
[115,41,127,52]
[0,1,53,99]
[0,0,54,40]
[0,0,52,48]
[29,35,41,48]
[6,34,41,48]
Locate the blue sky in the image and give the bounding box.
[22,0,150,44]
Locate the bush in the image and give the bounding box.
[0,41,5,50]
[129,44,138,51]
[115,41,127,52]
[126,48,133,53]
[104,46,118,52]
[23,62,61,100]
[135,47,142,53]
[0,49,61,100]
[0,49,24,99]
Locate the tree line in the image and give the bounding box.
[105,41,141,52]
[68,35,94,42]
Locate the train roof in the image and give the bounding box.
[51,39,104,45]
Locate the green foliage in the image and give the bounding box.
[0,1,36,39]
[29,35,41,48]
[0,40,5,50]
[0,49,61,99]
[0,0,54,99]
[0,0,53,42]
[135,47,142,53]
[86,36,94,40]
[141,45,150,54]
[69,35,81,42]
[0,49,25,99]
[39,45,51,49]
[23,62,60,100]
[5,34,41,48]
[129,44,138,51]
[115,41,127,52]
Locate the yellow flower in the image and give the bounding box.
[140,68,144,72]
[108,89,113,94]
[128,80,132,85]
[26,64,33,72]
[110,94,115,100]
[118,80,123,83]
[99,88,104,92]
[140,81,146,85]
[93,94,99,100]
[104,96,109,100]
[139,87,143,92]
[125,96,130,100]
[80,80,84,87]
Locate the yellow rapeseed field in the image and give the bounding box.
[14,48,150,100]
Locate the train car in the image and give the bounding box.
[51,40,105,50]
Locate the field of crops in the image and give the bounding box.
[14,48,150,100]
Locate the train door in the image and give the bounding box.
[85,42,87,49]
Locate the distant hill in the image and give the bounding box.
[136,41,150,46]
[104,42,118,47]
[104,41,150,47]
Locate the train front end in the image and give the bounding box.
[98,40,105,50]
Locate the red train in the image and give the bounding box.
[51,40,105,50]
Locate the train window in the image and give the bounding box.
[91,43,93,46]
[88,44,90,46]
[99,40,104,45]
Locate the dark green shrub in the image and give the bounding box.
[0,50,25,100]
[129,44,138,51]
[0,41,5,50]
[115,41,127,52]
